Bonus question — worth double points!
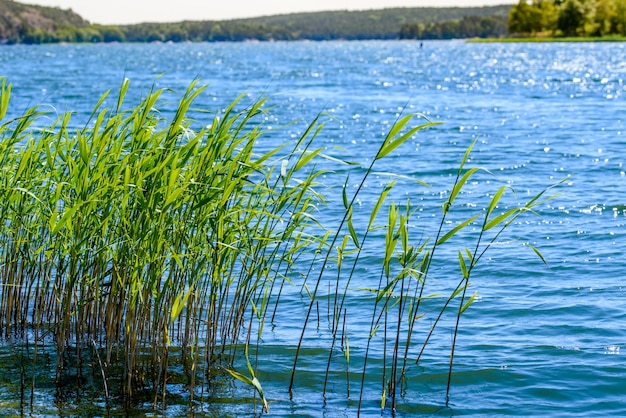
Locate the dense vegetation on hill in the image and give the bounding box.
[0,0,512,44]
[400,15,508,39]
[508,0,626,37]
[119,6,511,42]
[0,0,124,43]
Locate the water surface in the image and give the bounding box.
[1,40,625,416]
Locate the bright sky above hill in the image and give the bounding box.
[25,0,516,25]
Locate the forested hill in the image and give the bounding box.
[0,0,89,43]
[121,6,512,42]
[0,1,512,44]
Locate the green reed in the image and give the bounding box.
[0,77,328,404]
[0,78,562,414]
[284,116,564,414]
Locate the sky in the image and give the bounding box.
[24,0,517,25]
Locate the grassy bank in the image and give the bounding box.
[470,35,626,43]
[0,78,562,414]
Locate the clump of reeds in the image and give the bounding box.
[0,77,331,406]
[0,77,563,414]
[284,114,566,414]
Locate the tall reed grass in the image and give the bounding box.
[0,77,562,414]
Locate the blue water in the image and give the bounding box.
[1,41,626,416]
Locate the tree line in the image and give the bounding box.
[1,1,512,44]
[508,0,626,37]
[400,15,508,40]
[117,7,511,42]
[9,15,511,45]
[15,25,125,44]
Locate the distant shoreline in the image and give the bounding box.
[469,36,626,43]
[1,2,511,45]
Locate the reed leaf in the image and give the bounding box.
[483,208,519,231]
[460,290,479,314]
[0,77,10,121]
[347,207,360,249]
[295,148,322,172]
[486,185,507,219]
[446,167,480,214]
[369,181,395,230]
[436,214,481,245]
[524,242,549,266]
[458,250,469,279]
[377,118,440,160]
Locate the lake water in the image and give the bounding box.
[1,41,626,416]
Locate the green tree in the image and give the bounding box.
[146,31,163,42]
[612,0,626,35]
[76,26,104,42]
[54,27,78,42]
[591,0,615,35]
[208,23,227,41]
[537,0,559,33]
[400,22,424,39]
[509,0,543,34]
[557,0,586,36]
[95,25,126,42]
[22,28,46,44]
[164,26,188,42]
